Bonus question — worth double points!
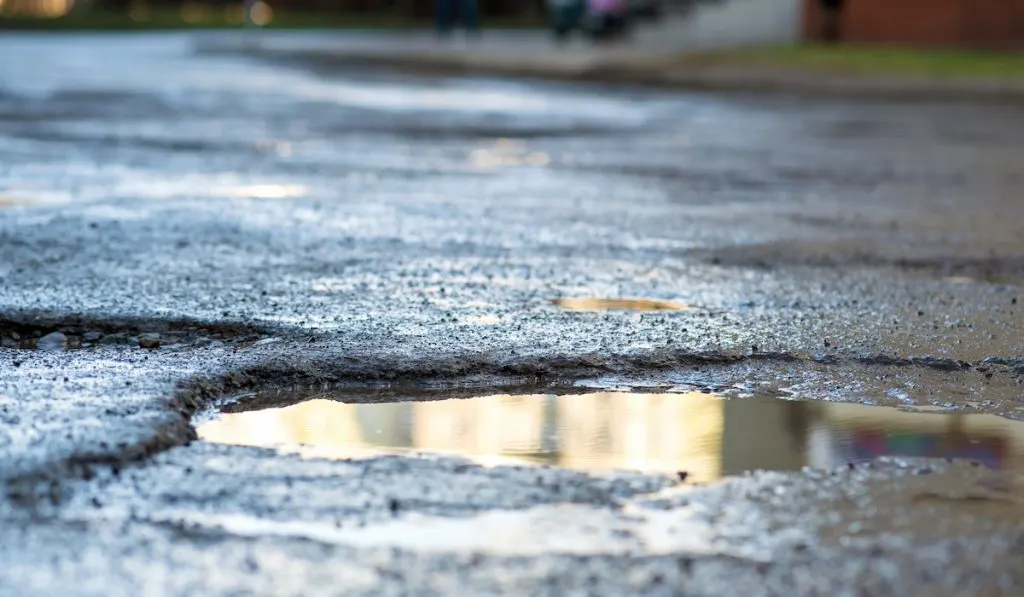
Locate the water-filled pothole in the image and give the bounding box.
[198,392,1024,482]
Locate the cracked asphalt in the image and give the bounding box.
[1,32,1023,596]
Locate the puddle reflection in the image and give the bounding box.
[552,298,688,312]
[0,195,61,208]
[468,139,550,170]
[198,393,1024,481]
[216,184,309,200]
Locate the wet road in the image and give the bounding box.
[2,33,1024,596]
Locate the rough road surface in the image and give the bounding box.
[1,33,1023,596]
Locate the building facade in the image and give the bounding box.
[803,0,1024,48]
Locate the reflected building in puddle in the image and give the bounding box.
[809,405,1020,472]
[410,392,725,479]
[553,393,722,480]
[721,399,814,477]
[411,395,555,466]
[201,392,727,480]
[198,391,1024,480]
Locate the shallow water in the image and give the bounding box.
[198,391,1024,481]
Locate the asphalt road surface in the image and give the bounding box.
[1,33,1023,596]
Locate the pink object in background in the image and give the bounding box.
[588,0,626,15]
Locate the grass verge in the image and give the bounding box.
[689,44,1024,79]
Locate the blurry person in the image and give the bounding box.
[586,0,628,41]
[547,0,586,42]
[436,0,480,38]
[243,0,257,27]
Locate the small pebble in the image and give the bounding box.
[138,334,161,350]
[36,332,67,351]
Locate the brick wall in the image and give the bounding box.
[803,0,1024,49]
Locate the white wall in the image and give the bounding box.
[635,0,803,51]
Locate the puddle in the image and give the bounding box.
[551,298,688,312]
[198,392,1024,482]
[468,139,550,170]
[0,195,62,208]
[215,184,309,200]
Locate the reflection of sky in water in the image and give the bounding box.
[199,393,1024,482]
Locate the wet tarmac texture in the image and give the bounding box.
[1,32,1024,596]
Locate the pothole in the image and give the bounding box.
[197,391,1024,482]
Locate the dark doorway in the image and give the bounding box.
[819,0,845,43]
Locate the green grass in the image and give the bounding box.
[0,10,544,31]
[696,44,1024,80]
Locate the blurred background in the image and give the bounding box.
[3,0,1023,52]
